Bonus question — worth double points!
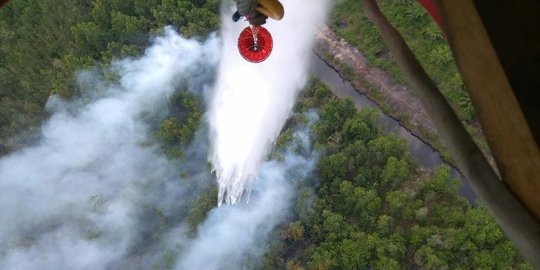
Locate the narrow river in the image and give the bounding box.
[310,54,476,202]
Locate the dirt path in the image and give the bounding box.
[314,26,436,134]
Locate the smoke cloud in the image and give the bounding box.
[0,0,331,267]
[0,28,219,270]
[209,0,330,205]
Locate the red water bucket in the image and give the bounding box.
[237,26,273,63]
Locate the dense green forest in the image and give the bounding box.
[0,1,531,269]
[0,0,218,154]
[253,80,531,269]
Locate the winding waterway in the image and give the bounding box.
[310,54,476,202]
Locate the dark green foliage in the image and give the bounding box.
[152,0,218,38]
[315,98,356,142]
[281,221,305,242]
[294,77,333,113]
[0,0,218,154]
[156,91,203,159]
[264,79,531,269]
[185,185,217,235]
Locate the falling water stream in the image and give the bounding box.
[209,0,331,206]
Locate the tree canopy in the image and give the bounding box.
[0,0,218,154]
[262,78,531,269]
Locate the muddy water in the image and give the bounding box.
[310,54,477,202]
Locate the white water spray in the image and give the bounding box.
[209,0,330,205]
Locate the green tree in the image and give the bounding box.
[315,98,356,141]
[110,11,146,44]
[338,234,372,269]
[413,245,448,270]
[376,215,394,235]
[318,152,349,182]
[366,133,408,174]
[72,22,108,57]
[282,221,305,242]
[380,156,409,191]
[374,256,401,270]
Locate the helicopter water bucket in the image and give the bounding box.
[237,26,273,63]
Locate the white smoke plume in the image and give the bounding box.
[0,1,331,267]
[0,28,219,270]
[209,0,330,205]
